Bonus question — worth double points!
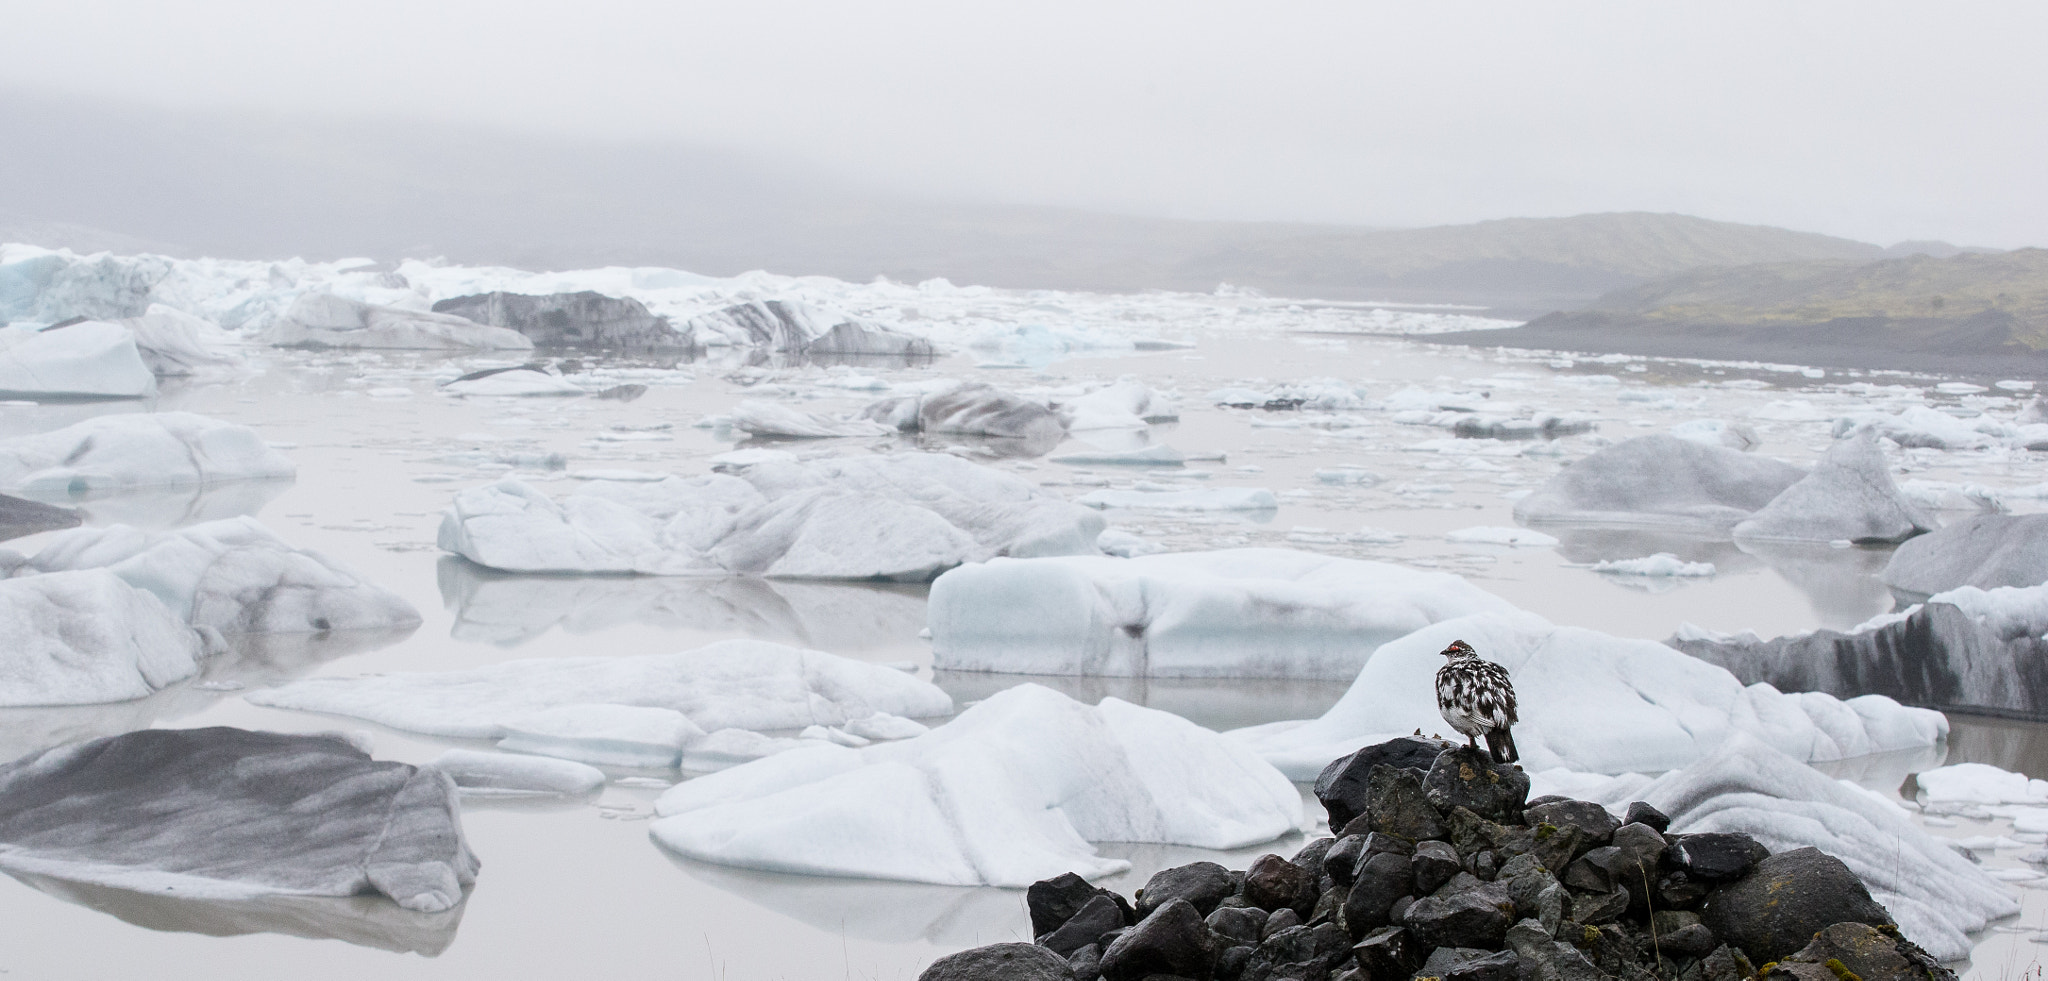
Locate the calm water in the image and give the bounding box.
[0,329,2043,980]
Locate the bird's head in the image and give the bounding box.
[1439,640,1475,659]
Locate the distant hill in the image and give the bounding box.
[0,90,1905,312]
[1444,249,2048,373]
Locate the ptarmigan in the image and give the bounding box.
[1434,639,1519,764]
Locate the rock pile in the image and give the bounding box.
[921,737,1954,981]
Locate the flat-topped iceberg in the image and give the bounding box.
[0,411,294,499]
[262,293,532,351]
[246,638,954,766]
[929,549,1517,679]
[0,727,479,913]
[17,517,420,636]
[1559,735,2014,961]
[0,569,203,707]
[0,320,156,398]
[1514,434,1804,531]
[1230,610,1947,778]
[1731,430,1933,544]
[1881,513,2048,597]
[647,684,1302,886]
[439,453,1103,580]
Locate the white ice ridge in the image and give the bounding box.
[13,516,420,635]
[438,452,1104,580]
[0,320,156,397]
[261,292,533,351]
[245,638,954,766]
[1227,610,1946,779]
[1912,762,2048,805]
[928,549,1517,680]
[1730,429,1934,545]
[647,684,1303,886]
[1559,735,2016,962]
[0,411,294,498]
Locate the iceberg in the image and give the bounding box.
[438,453,1104,580]
[429,291,681,348]
[1730,430,1934,544]
[0,727,479,913]
[0,411,294,500]
[646,684,1302,886]
[1513,434,1804,531]
[428,749,605,798]
[0,569,204,707]
[1060,376,1178,430]
[1571,735,2016,962]
[438,365,584,397]
[0,321,156,398]
[1881,513,2048,597]
[928,549,1518,679]
[729,400,895,439]
[117,305,244,376]
[675,300,933,358]
[1228,610,1947,778]
[18,517,421,636]
[262,293,532,351]
[1833,405,2001,450]
[245,638,954,746]
[863,382,1067,443]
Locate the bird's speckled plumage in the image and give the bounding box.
[1435,639,1519,763]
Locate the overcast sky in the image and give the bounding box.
[9,2,2044,247]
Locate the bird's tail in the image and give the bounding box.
[1486,727,1519,765]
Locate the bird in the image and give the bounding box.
[1435,639,1519,764]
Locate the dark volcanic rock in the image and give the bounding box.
[1669,833,1769,882]
[1699,847,1894,963]
[1242,854,1314,915]
[1402,880,1515,949]
[0,727,477,912]
[1603,823,1671,913]
[1098,899,1216,981]
[1042,894,1128,957]
[1032,872,1132,937]
[1411,840,1464,895]
[1364,764,1448,842]
[0,493,80,543]
[1238,922,1351,981]
[1423,748,1531,822]
[1314,736,1453,831]
[1322,835,1366,887]
[1506,920,1603,981]
[1343,851,1415,938]
[1418,946,1521,981]
[1569,887,1629,925]
[1778,922,1957,981]
[1622,801,1670,833]
[1206,905,1267,946]
[1290,837,1337,882]
[432,291,679,348]
[1350,925,1423,979]
[1137,862,1237,918]
[920,942,1075,981]
[1526,800,1619,847]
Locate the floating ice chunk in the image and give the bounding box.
[1314,468,1382,486]
[1882,514,2048,596]
[1061,376,1177,429]
[0,411,294,498]
[263,293,533,350]
[681,729,812,772]
[118,305,245,376]
[22,516,419,635]
[929,549,1516,679]
[435,475,756,574]
[1444,526,1558,547]
[1096,528,1165,557]
[1731,430,1935,544]
[675,300,932,357]
[729,400,893,439]
[429,748,605,797]
[1998,380,2037,392]
[1669,418,1760,451]
[800,724,870,748]
[1049,445,1187,466]
[0,728,479,913]
[1915,763,2048,805]
[1513,434,1803,531]
[648,684,1303,886]
[497,704,705,768]
[430,291,681,348]
[1833,405,2001,450]
[0,321,156,398]
[709,449,798,471]
[247,638,953,739]
[1935,382,1988,395]
[861,382,1066,443]
[1898,479,2005,513]
[1076,487,1277,511]
[439,366,584,397]
[843,712,931,741]
[1588,553,1715,577]
[1229,610,1947,778]
[0,569,203,706]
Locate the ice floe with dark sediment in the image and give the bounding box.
[647,683,1302,886]
[1881,513,2048,597]
[1730,429,1935,545]
[928,549,1516,679]
[261,293,533,351]
[1513,434,1804,531]
[0,727,478,913]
